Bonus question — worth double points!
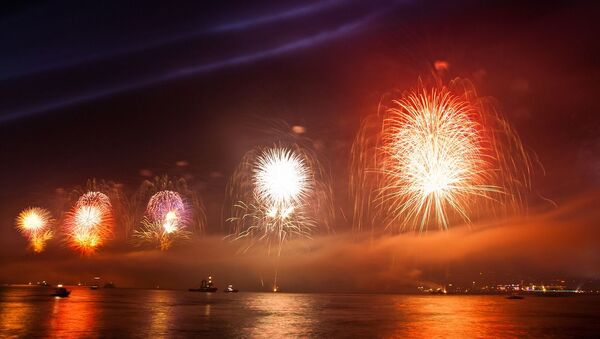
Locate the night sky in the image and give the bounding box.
[1,0,598,291]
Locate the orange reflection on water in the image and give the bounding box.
[392,295,522,338]
[147,289,175,336]
[243,293,318,337]
[49,287,98,336]
[0,300,34,335]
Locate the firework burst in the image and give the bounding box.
[65,191,114,254]
[351,78,531,232]
[226,144,332,253]
[134,190,191,250]
[254,148,311,211]
[15,207,55,252]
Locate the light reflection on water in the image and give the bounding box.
[395,296,516,338]
[48,290,98,336]
[0,300,33,335]
[147,289,173,336]
[242,293,319,337]
[1,287,599,337]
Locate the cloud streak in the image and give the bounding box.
[2,191,598,292]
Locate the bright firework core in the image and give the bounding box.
[253,148,310,209]
[163,211,178,233]
[22,213,45,231]
[74,206,102,229]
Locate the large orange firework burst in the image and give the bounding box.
[351,78,531,232]
[65,191,114,254]
[226,144,333,253]
[15,207,55,252]
[134,190,191,250]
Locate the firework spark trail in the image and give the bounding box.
[65,191,114,254]
[351,78,531,232]
[134,190,192,250]
[15,207,55,253]
[226,144,333,254]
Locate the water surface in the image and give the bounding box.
[1,286,599,337]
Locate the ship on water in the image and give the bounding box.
[90,276,101,290]
[224,284,238,293]
[189,276,218,292]
[50,284,71,297]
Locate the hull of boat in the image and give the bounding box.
[188,288,218,292]
[51,292,71,297]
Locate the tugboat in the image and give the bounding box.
[189,276,218,292]
[51,284,71,297]
[224,284,239,293]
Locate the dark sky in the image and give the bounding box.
[0,0,599,290]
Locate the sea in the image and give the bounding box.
[1,286,599,338]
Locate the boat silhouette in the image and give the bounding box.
[189,276,218,292]
[51,285,71,297]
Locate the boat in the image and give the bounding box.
[189,276,218,292]
[104,282,116,288]
[90,276,101,290]
[224,284,239,293]
[506,294,524,299]
[51,285,71,297]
